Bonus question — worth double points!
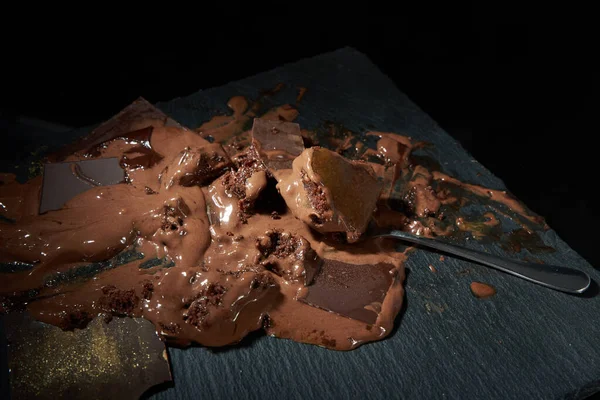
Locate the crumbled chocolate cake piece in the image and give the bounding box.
[159,322,182,335]
[161,198,189,232]
[262,314,273,329]
[255,230,300,258]
[220,148,269,221]
[255,230,321,285]
[250,272,276,290]
[301,171,330,217]
[206,283,227,304]
[142,281,154,300]
[222,159,263,200]
[184,300,209,328]
[184,283,227,329]
[99,285,140,316]
[58,309,92,331]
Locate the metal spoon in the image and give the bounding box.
[372,229,591,294]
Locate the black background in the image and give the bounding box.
[1,15,597,271]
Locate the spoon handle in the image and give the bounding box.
[375,229,591,294]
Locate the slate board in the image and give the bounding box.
[1,47,599,400]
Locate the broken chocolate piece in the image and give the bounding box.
[4,312,171,400]
[300,259,394,325]
[39,158,125,214]
[251,119,304,174]
[278,147,383,242]
[48,97,184,162]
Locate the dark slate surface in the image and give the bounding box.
[2,47,599,399]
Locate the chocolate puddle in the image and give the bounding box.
[1,91,553,358]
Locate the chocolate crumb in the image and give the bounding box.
[301,171,330,217]
[98,285,140,316]
[142,281,154,300]
[226,231,234,237]
[145,186,158,195]
[58,309,92,330]
[255,230,302,259]
[185,300,209,328]
[271,211,281,220]
[185,283,227,329]
[262,314,273,329]
[251,273,276,290]
[159,322,181,335]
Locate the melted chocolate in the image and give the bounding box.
[470,282,497,299]
[0,93,552,356]
[0,104,407,352]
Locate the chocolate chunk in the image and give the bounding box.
[278,147,383,242]
[251,119,304,172]
[3,312,171,400]
[300,259,394,324]
[39,158,125,214]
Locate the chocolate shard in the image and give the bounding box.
[251,118,304,173]
[3,312,171,400]
[300,259,394,325]
[39,158,125,214]
[47,97,195,162]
